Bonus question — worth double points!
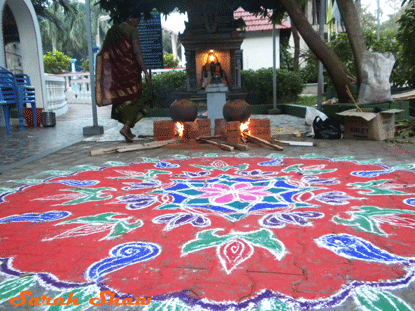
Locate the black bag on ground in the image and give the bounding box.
[313,116,342,139]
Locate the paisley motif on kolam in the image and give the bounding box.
[1,154,415,310]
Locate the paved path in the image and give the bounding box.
[0,103,312,174]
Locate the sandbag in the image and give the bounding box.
[357,52,395,105]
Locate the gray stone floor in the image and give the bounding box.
[0,103,310,174]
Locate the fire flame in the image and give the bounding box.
[176,122,184,137]
[240,118,250,135]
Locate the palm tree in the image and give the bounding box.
[33,0,77,53]
[34,0,110,62]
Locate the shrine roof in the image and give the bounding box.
[234,7,291,32]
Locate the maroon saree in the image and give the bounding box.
[95,27,142,107]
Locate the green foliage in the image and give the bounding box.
[95,0,296,25]
[397,3,415,88]
[82,59,89,72]
[163,53,179,68]
[296,96,326,106]
[327,33,355,77]
[38,1,110,62]
[325,28,403,86]
[162,32,172,54]
[43,50,71,74]
[280,45,293,71]
[299,61,319,83]
[141,70,187,108]
[241,68,305,105]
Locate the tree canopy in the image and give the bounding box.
[96,0,292,23]
[32,0,77,29]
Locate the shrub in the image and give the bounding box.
[163,53,179,68]
[280,45,294,71]
[299,61,319,83]
[241,68,305,104]
[82,59,89,72]
[141,70,187,108]
[43,50,71,74]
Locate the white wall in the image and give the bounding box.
[0,0,46,109]
[241,30,280,71]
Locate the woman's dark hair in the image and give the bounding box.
[98,0,150,24]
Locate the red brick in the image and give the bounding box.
[227,136,242,145]
[226,121,241,131]
[198,127,211,138]
[226,130,242,138]
[251,128,271,135]
[196,118,211,127]
[153,120,175,141]
[249,118,270,128]
[184,122,199,140]
[215,118,225,126]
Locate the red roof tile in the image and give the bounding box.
[234,7,291,32]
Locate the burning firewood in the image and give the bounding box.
[222,142,249,151]
[242,132,283,151]
[197,138,234,151]
[196,135,226,141]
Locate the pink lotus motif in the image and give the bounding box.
[211,160,228,167]
[218,238,254,274]
[197,183,270,204]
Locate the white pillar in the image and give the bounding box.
[171,33,178,61]
[206,83,228,135]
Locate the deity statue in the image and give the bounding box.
[200,52,228,89]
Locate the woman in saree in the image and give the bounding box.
[96,13,151,142]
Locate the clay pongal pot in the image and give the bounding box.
[170,99,198,122]
[223,99,251,123]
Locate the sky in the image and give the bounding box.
[356,0,400,22]
[161,13,188,34]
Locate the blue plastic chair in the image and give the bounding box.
[0,91,11,134]
[0,68,23,134]
[0,67,37,134]
[15,74,36,111]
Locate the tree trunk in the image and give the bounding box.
[292,24,300,72]
[336,0,367,86]
[279,0,353,103]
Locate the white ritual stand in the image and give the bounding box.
[206,83,228,135]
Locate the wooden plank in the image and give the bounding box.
[243,133,283,151]
[274,140,314,147]
[90,139,178,156]
[90,147,119,156]
[117,139,178,153]
[196,135,226,141]
[198,139,234,151]
[223,142,249,151]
